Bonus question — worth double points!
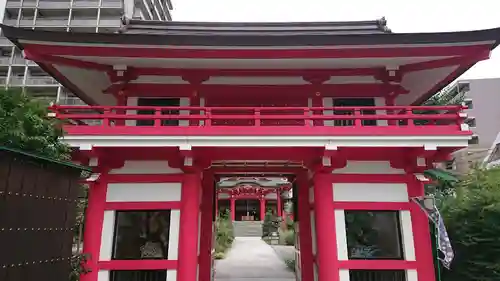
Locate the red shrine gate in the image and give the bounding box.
[2,18,500,281]
[216,177,291,221]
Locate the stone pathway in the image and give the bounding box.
[215,237,296,281]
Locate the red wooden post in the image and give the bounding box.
[80,172,108,281]
[297,173,314,281]
[198,172,215,281]
[230,197,236,221]
[408,176,436,281]
[260,197,266,221]
[313,171,339,281]
[177,173,202,281]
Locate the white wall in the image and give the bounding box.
[110,160,182,174]
[106,183,182,202]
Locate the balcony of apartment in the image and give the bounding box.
[48,105,471,138]
[0,37,13,47]
[26,76,59,86]
[6,0,37,8]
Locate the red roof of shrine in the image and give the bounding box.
[1,20,500,105]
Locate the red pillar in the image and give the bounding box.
[313,171,338,281]
[260,197,266,220]
[297,173,314,281]
[276,189,282,217]
[408,176,436,281]
[80,173,108,281]
[198,172,215,281]
[230,197,236,221]
[177,173,202,281]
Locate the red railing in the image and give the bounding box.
[48,105,469,136]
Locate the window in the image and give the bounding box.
[345,211,403,259]
[137,98,180,126]
[112,210,171,260]
[349,270,406,281]
[110,270,167,281]
[333,98,376,127]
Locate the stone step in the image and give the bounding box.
[233,221,263,237]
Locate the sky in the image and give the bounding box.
[171,0,500,80]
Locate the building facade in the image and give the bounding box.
[442,78,500,172]
[0,0,172,105]
[3,18,500,281]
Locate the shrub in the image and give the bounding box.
[283,230,295,246]
[0,89,70,160]
[214,210,234,258]
[285,216,294,231]
[284,259,295,271]
[262,210,280,237]
[439,167,500,281]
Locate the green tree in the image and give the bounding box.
[0,89,70,160]
[438,167,500,281]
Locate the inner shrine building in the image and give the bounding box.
[3,18,500,281]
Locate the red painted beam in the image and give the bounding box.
[131,67,383,77]
[104,201,182,210]
[98,260,177,270]
[24,43,491,59]
[106,83,402,98]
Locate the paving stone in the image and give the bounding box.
[215,237,296,281]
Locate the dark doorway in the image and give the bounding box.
[235,199,260,221]
[137,98,180,126]
[333,98,376,126]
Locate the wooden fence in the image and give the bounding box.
[0,147,88,281]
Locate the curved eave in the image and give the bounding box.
[2,24,500,47]
[120,17,391,35]
[2,24,500,106]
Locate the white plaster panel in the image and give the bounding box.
[265,193,277,199]
[339,269,350,281]
[310,210,317,255]
[64,134,472,149]
[99,211,115,261]
[333,161,404,174]
[126,97,138,126]
[416,157,426,167]
[168,210,181,260]
[323,97,334,126]
[110,160,183,174]
[167,270,177,281]
[333,183,408,202]
[106,183,182,202]
[179,97,189,127]
[97,270,109,281]
[313,263,318,281]
[200,97,205,126]
[218,193,230,199]
[406,269,418,281]
[374,97,388,126]
[400,210,416,261]
[334,210,348,260]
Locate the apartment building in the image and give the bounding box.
[0,0,173,105]
[444,78,500,173]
